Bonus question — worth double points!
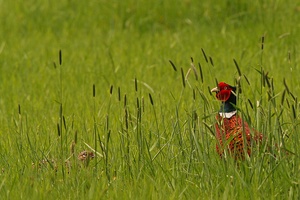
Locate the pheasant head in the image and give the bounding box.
[211,82,237,116]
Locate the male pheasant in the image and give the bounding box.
[211,82,263,159]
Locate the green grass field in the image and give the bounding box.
[0,0,300,199]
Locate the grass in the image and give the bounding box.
[0,0,300,199]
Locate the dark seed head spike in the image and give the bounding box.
[290,92,296,101]
[136,97,139,109]
[248,99,253,109]
[265,73,271,88]
[208,86,212,96]
[149,93,154,105]
[180,68,186,88]
[292,105,296,119]
[193,89,196,100]
[57,123,61,136]
[124,94,127,107]
[18,104,21,115]
[283,78,290,94]
[135,78,137,92]
[261,36,265,50]
[193,111,197,121]
[74,130,78,144]
[209,56,214,66]
[198,63,203,83]
[236,77,242,94]
[243,74,250,85]
[110,85,113,95]
[201,48,208,63]
[190,62,198,81]
[215,78,218,88]
[93,84,96,97]
[233,59,242,77]
[286,99,290,108]
[118,87,121,102]
[63,116,66,130]
[125,109,128,130]
[169,60,177,72]
[59,50,62,65]
[271,78,274,91]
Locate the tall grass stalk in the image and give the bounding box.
[56,49,66,180]
[92,84,98,173]
[257,36,265,133]
[134,78,143,163]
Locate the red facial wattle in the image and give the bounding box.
[216,89,232,102]
[215,82,232,102]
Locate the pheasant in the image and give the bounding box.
[211,82,263,159]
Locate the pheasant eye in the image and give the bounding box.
[224,86,227,90]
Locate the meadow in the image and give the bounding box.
[0,0,300,199]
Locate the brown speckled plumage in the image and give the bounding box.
[215,114,262,159]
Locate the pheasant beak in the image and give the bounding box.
[211,87,219,93]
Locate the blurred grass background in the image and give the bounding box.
[0,0,300,199]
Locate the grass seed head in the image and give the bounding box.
[201,48,208,63]
[198,62,203,83]
[181,68,186,88]
[93,84,96,97]
[110,85,113,95]
[118,87,121,101]
[59,50,62,65]
[233,59,242,77]
[209,56,214,66]
[169,60,177,71]
[149,93,154,105]
[124,94,127,107]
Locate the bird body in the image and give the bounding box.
[211,82,262,159]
